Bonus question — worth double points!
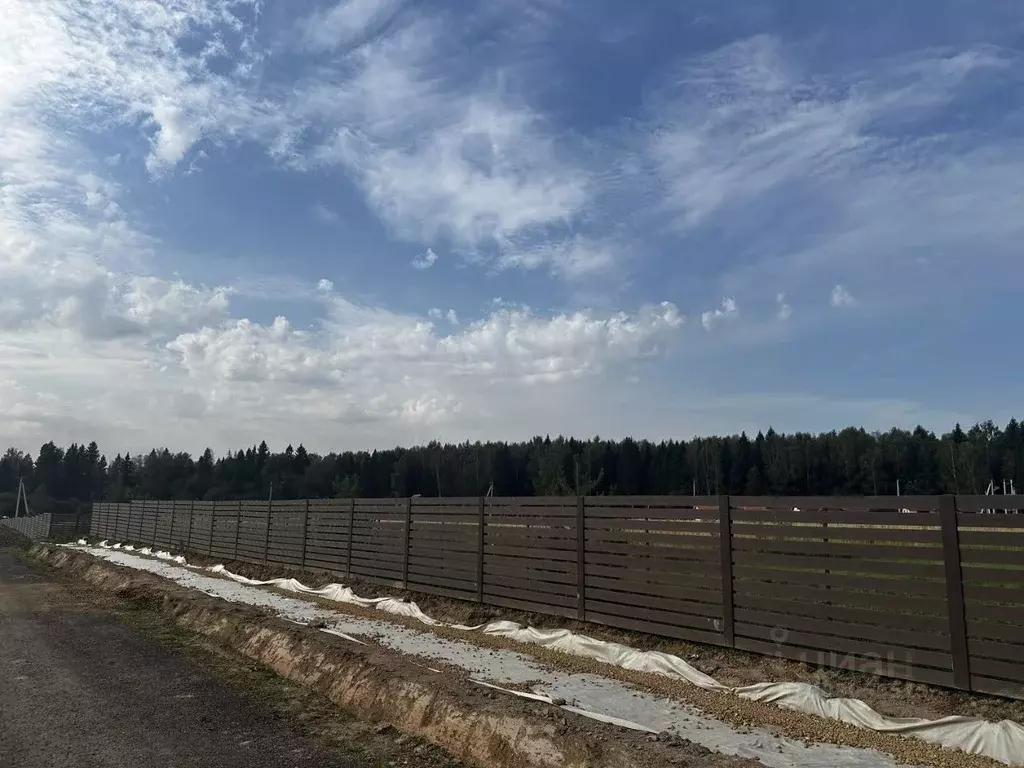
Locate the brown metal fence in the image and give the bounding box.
[89,495,1024,700]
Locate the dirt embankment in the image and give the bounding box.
[32,545,760,768]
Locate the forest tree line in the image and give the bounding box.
[2,419,1023,516]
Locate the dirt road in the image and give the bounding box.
[0,548,459,768]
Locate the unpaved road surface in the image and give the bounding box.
[0,549,454,768]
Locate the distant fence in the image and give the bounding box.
[3,511,91,542]
[90,495,1024,700]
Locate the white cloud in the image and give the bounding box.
[830,284,855,308]
[646,37,1009,231]
[0,1,265,177]
[412,247,439,270]
[701,297,738,330]
[776,293,792,321]
[169,300,683,387]
[428,308,459,324]
[297,0,402,53]
[313,204,340,225]
[278,17,596,277]
[498,236,618,278]
[317,278,335,293]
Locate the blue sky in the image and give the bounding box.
[1,0,1022,454]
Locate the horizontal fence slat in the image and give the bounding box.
[585,589,722,618]
[732,551,945,578]
[731,496,942,513]
[969,639,1024,664]
[969,657,1024,685]
[482,586,578,611]
[733,595,950,633]
[484,561,578,584]
[970,676,1024,700]
[733,566,948,596]
[733,636,954,687]
[966,620,1023,643]
[733,626,946,671]
[957,497,1024,514]
[584,563,723,589]
[585,600,720,632]
[731,523,941,543]
[734,580,946,614]
[482,575,578,597]
[585,612,724,646]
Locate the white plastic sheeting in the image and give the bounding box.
[73,544,902,768]
[83,542,1024,766]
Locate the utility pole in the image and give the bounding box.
[14,478,30,518]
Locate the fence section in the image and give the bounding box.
[3,511,90,541]
[409,498,479,601]
[88,495,1024,699]
[584,496,724,644]
[730,496,952,687]
[956,496,1024,699]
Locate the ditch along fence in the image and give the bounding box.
[89,495,1024,700]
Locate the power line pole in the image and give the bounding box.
[14,478,30,518]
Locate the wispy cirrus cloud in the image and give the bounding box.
[296,0,404,53]
[273,13,599,278]
[640,34,1024,310]
[645,37,1012,231]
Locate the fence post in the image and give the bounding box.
[941,495,970,690]
[477,496,485,603]
[577,496,586,622]
[169,501,177,551]
[263,499,272,564]
[300,498,310,569]
[233,500,242,560]
[718,495,735,648]
[402,497,412,589]
[208,503,216,555]
[127,502,136,542]
[346,497,355,577]
[187,501,195,551]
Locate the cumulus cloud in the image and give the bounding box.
[830,284,856,308]
[412,247,439,270]
[168,300,683,386]
[701,297,738,330]
[776,293,792,321]
[151,298,685,441]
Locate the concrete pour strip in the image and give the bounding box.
[67,544,909,768]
